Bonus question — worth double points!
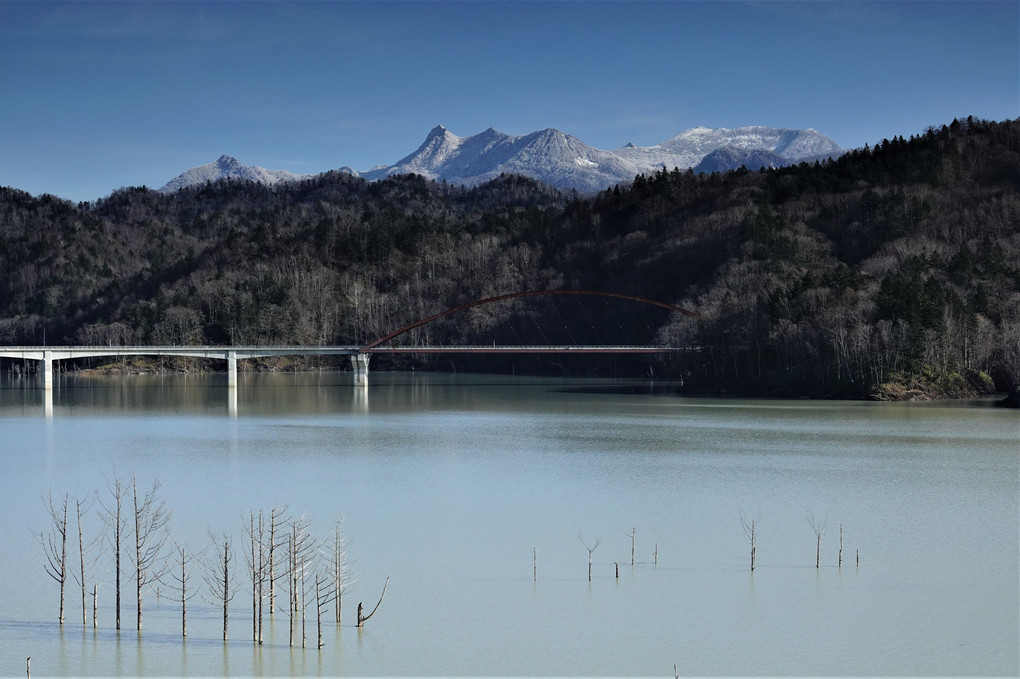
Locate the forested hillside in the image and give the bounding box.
[2,117,1018,399]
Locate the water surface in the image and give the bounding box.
[0,372,1016,676]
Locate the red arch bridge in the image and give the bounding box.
[1,290,698,390]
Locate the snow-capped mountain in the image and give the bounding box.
[158,155,311,193]
[363,124,842,191]
[360,125,640,193]
[158,125,843,194]
[617,125,842,170]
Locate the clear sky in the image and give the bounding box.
[2,0,1017,202]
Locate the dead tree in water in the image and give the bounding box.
[72,493,102,627]
[314,572,340,649]
[203,534,236,641]
[266,506,289,616]
[99,475,130,630]
[38,492,69,624]
[163,540,201,638]
[131,475,171,631]
[91,584,99,628]
[838,523,844,568]
[326,516,355,624]
[284,516,317,647]
[740,509,761,572]
[244,510,269,644]
[807,512,827,569]
[629,528,636,567]
[579,534,600,582]
[357,577,389,628]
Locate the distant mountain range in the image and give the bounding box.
[158,124,843,194]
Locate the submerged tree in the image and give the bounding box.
[314,572,339,649]
[266,506,289,616]
[72,492,102,627]
[356,577,389,628]
[131,475,171,630]
[204,533,237,641]
[579,534,600,582]
[284,516,318,647]
[245,510,267,645]
[326,516,355,625]
[99,475,130,630]
[807,512,827,569]
[740,509,761,572]
[38,492,70,624]
[163,540,202,638]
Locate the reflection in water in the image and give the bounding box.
[353,384,368,413]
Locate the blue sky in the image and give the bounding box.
[2,0,1017,202]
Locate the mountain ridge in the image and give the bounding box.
[159,124,844,194]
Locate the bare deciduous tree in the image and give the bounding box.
[244,510,268,645]
[131,475,171,630]
[163,540,202,637]
[807,512,827,569]
[267,506,289,616]
[314,572,339,649]
[72,493,102,627]
[284,516,318,648]
[204,533,237,641]
[579,534,600,582]
[326,516,355,625]
[740,509,761,572]
[38,492,69,624]
[99,475,130,630]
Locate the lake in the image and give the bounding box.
[0,371,1016,676]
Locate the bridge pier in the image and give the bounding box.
[227,351,238,388]
[351,353,370,386]
[42,351,53,391]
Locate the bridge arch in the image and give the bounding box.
[361,289,698,352]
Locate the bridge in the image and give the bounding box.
[0,290,697,390]
[0,344,680,390]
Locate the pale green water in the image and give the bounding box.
[0,372,1016,676]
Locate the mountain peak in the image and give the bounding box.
[215,155,241,169]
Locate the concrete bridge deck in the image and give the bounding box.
[0,344,679,390]
[0,345,362,388]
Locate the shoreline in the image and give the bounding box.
[8,360,1017,407]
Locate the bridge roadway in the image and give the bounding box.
[0,344,678,389]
